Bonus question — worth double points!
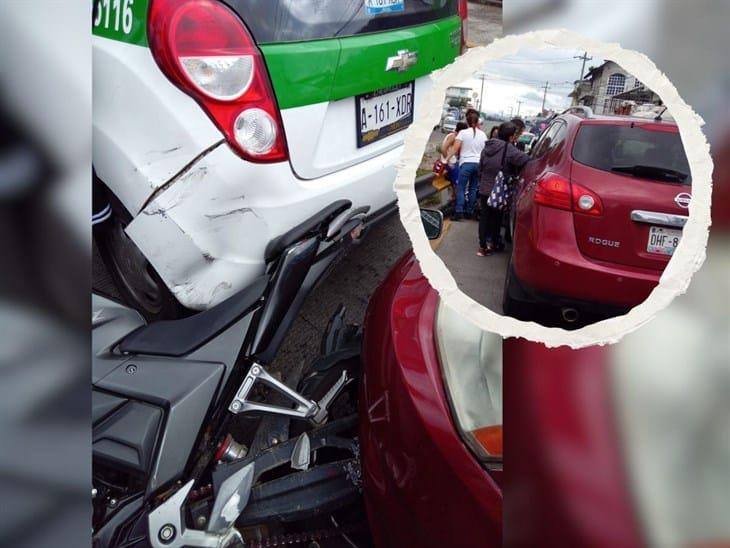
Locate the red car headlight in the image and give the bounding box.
[435,301,502,466]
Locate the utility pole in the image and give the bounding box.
[540,81,550,114]
[574,51,592,81]
[476,73,487,113]
[516,100,523,117]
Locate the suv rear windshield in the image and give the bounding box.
[224,0,458,44]
[572,124,691,185]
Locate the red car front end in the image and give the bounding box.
[359,252,502,547]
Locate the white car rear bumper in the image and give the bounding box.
[126,142,401,310]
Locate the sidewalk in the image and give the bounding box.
[433,218,510,313]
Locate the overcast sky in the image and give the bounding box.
[458,48,606,118]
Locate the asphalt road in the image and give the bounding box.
[269,213,411,381]
[434,218,510,313]
[467,2,503,46]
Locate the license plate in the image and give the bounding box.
[356,81,414,148]
[647,226,682,256]
[365,0,405,14]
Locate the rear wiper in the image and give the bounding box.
[611,164,688,182]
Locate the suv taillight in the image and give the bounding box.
[458,0,468,53]
[148,0,288,162]
[534,173,603,216]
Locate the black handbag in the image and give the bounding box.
[486,142,512,210]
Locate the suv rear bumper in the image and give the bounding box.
[125,143,401,310]
[512,208,661,309]
[506,264,632,325]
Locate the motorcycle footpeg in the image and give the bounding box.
[228,363,319,421]
[311,369,351,424]
[229,364,350,425]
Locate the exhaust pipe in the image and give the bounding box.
[561,307,579,323]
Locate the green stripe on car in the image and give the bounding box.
[261,16,461,110]
[92,0,149,47]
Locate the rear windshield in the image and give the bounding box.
[572,124,691,185]
[224,0,458,44]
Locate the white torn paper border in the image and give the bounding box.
[395,29,712,349]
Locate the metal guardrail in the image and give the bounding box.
[414,173,437,201]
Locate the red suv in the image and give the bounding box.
[504,107,691,327]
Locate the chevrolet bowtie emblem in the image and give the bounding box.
[385,50,418,72]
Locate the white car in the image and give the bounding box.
[517,131,536,153]
[93,0,468,318]
[441,115,459,133]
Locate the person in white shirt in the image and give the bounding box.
[449,109,487,220]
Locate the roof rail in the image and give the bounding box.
[561,106,593,118]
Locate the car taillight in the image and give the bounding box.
[436,302,503,464]
[458,0,469,53]
[534,173,572,210]
[534,173,603,216]
[571,183,603,215]
[148,0,288,162]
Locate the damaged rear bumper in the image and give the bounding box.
[125,143,402,310]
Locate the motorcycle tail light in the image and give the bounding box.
[435,302,503,464]
[148,0,288,162]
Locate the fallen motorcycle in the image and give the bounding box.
[92,201,369,547]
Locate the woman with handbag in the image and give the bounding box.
[477,122,531,256]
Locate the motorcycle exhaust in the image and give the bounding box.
[561,307,580,323]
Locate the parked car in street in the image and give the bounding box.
[93,0,469,319]
[505,106,691,327]
[360,210,503,547]
[516,131,536,153]
[441,113,460,133]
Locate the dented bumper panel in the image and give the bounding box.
[126,143,401,310]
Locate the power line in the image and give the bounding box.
[490,58,584,65]
[478,74,575,87]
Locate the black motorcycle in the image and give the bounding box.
[92,201,368,548]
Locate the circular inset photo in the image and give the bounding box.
[396,31,712,348]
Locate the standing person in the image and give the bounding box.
[510,117,526,137]
[448,110,487,220]
[510,117,526,149]
[440,121,468,191]
[477,122,531,256]
[489,125,500,139]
